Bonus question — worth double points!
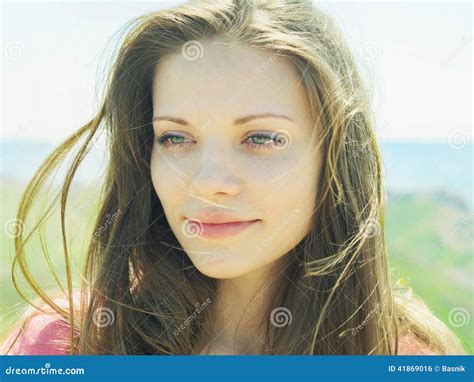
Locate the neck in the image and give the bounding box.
[205,259,287,355]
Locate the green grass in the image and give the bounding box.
[385,191,473,353]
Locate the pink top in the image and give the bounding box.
[1,309,439,355]
[1,293,80,356]
[1,312,72,355]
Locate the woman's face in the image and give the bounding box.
[150,40,322,279]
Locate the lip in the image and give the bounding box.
[184,218,261,239]
[187,212,258,224]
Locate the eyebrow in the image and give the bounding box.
[152,113,295,126]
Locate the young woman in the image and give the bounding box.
[2,0,466,355]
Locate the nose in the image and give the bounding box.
[189,141,242,201]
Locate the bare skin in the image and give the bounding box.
[151,39,322,354]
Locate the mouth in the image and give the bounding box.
[184,218,261,239]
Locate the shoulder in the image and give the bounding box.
[1,291,82,355]
[397,332,441,355]
[1,311,72,355]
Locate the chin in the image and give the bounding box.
[189,254,248,279]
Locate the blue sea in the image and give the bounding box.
[0,140,472,207]
[380,142,472,207]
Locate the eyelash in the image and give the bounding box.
[155,133,279,152]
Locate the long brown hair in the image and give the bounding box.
[6,0,466,354]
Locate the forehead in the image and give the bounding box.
[151,40,311,123]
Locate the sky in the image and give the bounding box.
[1,0,472,143]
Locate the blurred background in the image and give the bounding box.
[1,1,472,353]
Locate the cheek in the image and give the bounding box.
[247,147,320,210]
[252,149,320,251]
